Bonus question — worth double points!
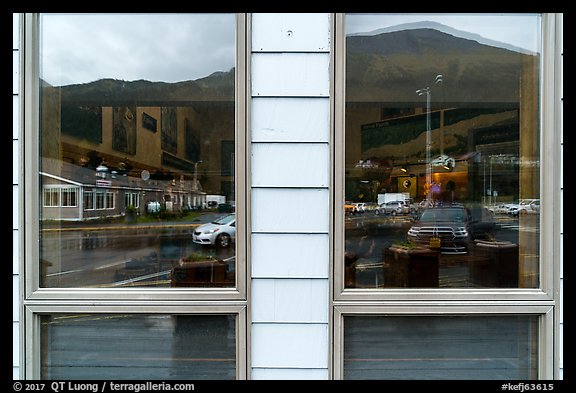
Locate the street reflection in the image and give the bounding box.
[38,14,237,289]
[41,213,236,288]
[345,210,538,288]
[344,14,541,289]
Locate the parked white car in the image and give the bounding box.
[507,199,540,216]
[519,199,540,214]
[193,213,236,248]
[487,203,515,215]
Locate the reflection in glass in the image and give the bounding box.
[41,314,236,379]
[344,14,541,289]
[344,315,538,380]
[39,14,237,288]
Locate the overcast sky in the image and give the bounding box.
[41,13,541,86]
[346,13,541,53]
[41,13,236,86]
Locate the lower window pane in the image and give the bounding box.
[41,314,236,380]
[344,315,538,380]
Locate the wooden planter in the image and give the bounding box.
[383,245,440,288]
[469,240,519,288]
[171,257,234,287]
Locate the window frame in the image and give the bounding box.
[25,304,247,380]
[332,13,561,302]
[21,13,250,379]
[331,12,561,380]
[23,13,248,302]
[333,304,554,379]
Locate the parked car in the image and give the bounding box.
[519,199,540,214]
[376,200,410,216]
[488,203,515,215]
[192,213,236,248]
[352,202,367,213]
[507,199,539,216]
[345,201,357,215]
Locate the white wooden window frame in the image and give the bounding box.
[331,13,562,379]
[19,13,250,379]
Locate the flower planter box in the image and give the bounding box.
[383,245,439,288]
[469,240,519,288]
[170,256,234,287]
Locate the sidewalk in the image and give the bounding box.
[41,212,225,232]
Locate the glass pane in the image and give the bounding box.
[344,315,539,380]
[41,314,236,379]
[39,14,237,288]
[344,14,541,289]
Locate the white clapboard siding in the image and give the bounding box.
[251,368,328,380]
[251,324,329,368]
[252,143,329,187]
[252,53,330,97]
[252,279,329,323]
[251,233,329,278]
[250,13,330,379]
[13,13,20,380]
[252,13,330,52]
[251,188,329,233]
[251,97,329,142]
[13,50,19,95]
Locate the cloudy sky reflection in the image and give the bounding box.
[40,13,236,86]
[40,13,541,87]
[346,13,541,53]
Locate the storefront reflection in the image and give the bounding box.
[344,14,541,289]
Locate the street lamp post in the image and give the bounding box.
[193,160,203,191]
[416,74,443,201]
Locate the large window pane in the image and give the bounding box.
[344,14,541,289]
[344,315,539,380]
[41,314,236,379]
[39,14,237,288]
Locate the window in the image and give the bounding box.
[344,315,538,379]
[24,13,248,379]
[36,13,243,290]
[333,305,553,380]
[333,13,559,379]
[340,13,543,290]
[42,186,79,207]
[61,187,78,207]
[41,313,237,380]
[84,191,94,210]
[125,191,140,208]
[43,187,59,207]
